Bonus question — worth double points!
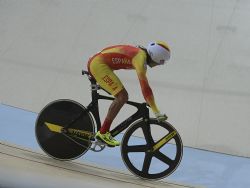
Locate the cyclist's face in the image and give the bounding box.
[147,60,158,68]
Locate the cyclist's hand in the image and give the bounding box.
[155,112,168,122]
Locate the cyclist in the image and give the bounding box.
[87,41,170,147]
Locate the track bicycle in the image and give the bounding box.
[35,70,183,180]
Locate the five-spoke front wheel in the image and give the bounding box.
[121,119,183,180]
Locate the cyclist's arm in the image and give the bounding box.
[132,53,160,113]
[137,70,160,113]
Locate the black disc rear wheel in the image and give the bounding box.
[35,99,94,160]
[121,119,183,180]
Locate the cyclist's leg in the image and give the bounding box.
[89,60,127,146]
[97,88,128,147]
[100,88,128,133]
[105,88,128,122]
[89,58,124,96]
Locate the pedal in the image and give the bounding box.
[90,139,106,152]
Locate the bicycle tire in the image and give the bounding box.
[121,119,183,180]
[35,99,95,160]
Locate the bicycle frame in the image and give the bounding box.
[83,70,150,137]
[36,70,183,179]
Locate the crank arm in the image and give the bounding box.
[90,140,106,152]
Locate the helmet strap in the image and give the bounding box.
[138,46,152,65]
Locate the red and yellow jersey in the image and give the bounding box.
[88,45,160,113]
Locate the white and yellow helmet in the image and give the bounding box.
[147,41,170,65]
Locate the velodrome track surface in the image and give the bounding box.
[0,142,201,188]
[1,104,250,188]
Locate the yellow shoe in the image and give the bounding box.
[95,131,120,147]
